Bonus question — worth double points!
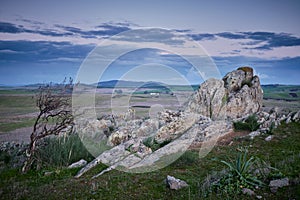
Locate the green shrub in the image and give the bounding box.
[34,133,94,168]
[211,147,265,195]
[233,115,260,131]
[241,80,253,87]
[142,137,171,151]
[0,151,11,164]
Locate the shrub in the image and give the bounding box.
[233,115,260,131]
[142,137,171,151]
[34,133,94,168]
[211,147,265,195]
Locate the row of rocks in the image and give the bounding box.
[248,108,300,139]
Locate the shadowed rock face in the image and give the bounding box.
[187,67,263,120]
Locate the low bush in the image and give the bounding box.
[233,114,260,131]
[143,137,171,151]
[210,147,265,195]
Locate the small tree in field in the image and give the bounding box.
[22,78,74,173]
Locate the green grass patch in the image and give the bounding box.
[34,134,94,169]
[233,115,260,132]
[0,122,299,199]
[0,118,36,132]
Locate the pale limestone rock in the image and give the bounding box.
[186,78,226,120]
[186,67,263,120]
[166,175,188,190]
[68,159,87,169]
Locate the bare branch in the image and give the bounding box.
[22,78,74,173]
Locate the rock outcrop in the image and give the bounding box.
[187,66,263,120]
[74,67,263,178]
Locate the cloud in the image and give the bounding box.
[110,28,186,45]
[185,31,300,50]
[219,31,300,50]
[0,20,134,39]
[0,40,94,63]
[0,22,24,33]
[187,33,216,41]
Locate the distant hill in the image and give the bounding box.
[97,80,167,88]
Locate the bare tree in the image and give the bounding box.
[22,78,74,173]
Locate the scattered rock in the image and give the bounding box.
[292,110,300,122]
[249,131,261,139]
[242,188,255,196]
[166,175,188,190]
[265,135,274,142]
[269,177,289,193]
[68,159,87,169]
[44,171,54,176]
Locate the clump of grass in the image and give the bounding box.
[142,137,171,151]
[210,147,265,195]
[241,80,253,87]
[233,114,260,131]
[34,133,94,169]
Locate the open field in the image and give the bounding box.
[262,85,300,101]
[0,85,299,142]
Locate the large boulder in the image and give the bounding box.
[187,67,263,120]
[186,78,226,120]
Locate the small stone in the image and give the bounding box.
[269,177,289,193]
[242,188,255,196]
[292,110,300,121]
[286,116,291,124]
[44,171,54,176]
[265,135,274,142]
[249,131,261,139]
[269,177,289,188]
[166,175,188,190]
[68,159,87,169]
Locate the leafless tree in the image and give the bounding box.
[22,78,74,173]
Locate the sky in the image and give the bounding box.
[0,0,300,85]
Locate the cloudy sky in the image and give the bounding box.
[0,0,300,85]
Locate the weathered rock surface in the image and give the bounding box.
[247,108,300,139]
[154,113,201,144]
[166,175,188,190]
[186,78,226,120]
[269,177,289,193]
[242,188,255,196]
[187,66,263,120]
[68,159,87,169]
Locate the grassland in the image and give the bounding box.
[262,85,300,101]
[0,122,299,199]
[0,94,37,133]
